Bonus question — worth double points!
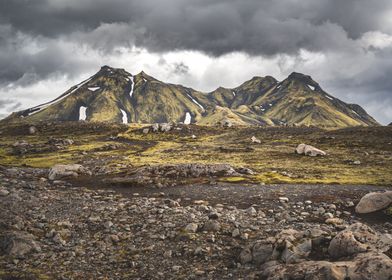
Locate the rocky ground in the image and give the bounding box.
[1,165,391,280]
[1,122,392,279]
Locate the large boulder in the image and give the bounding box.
[240,229,312,265]
[295,143,326,157]
[0,231,41,258]
[355,191,392,214]
[48,164,91,181]
[261,252,392,280]
[328,223,391,259]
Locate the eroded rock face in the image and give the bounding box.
[295,143,326,157]
[48,164,91,181]
[0,231,41,258]
[355,191,392,214]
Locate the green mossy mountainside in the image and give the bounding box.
[4,66,379,128]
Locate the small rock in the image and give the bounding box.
[184,223,198,233]
[232,228,240,238]
[279,197,289,203]
[203,220,221,232]
[251,136,261,144]
[0,188,10,196]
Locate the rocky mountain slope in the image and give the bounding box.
[5,66,379,127]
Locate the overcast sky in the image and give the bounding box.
[1,0,392,124]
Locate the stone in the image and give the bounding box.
[232,228,240,238]
[279,197,289,203]
[203,220,221,232]
[251,136,261,144]
[295,143,326,157]
[184,223,198,233]
[28,126,37,134]
[151,123,160,132]
[48,164,91,181]
[239,248,252,264]
[252,242,274,265]
[221,119,233,128]
[355,191,392,214]
[160,123,172,132]
[0,231,41,258]
[261,252,392,280]
[142,128,150,134]
[325,218,344,226]
[0,187,10,196]
[328,223,389,259]
[245,206,257,216]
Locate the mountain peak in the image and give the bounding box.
[287,72,317,84]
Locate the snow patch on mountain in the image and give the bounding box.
[79,106,87,121]
[184,112,191,125]
[325,95,334,101]
[120,109,128,124]
[128,76,135,98]
[186,93,205,112]
[307,85,316,91]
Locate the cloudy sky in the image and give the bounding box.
[1,0,392,124]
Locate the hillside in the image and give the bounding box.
[4,66,379,128]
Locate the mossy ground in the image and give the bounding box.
[0,122,391,185]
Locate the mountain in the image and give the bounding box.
[4,66,379,127]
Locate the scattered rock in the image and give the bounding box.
[295,143,326,157]
[203,220,221,232]
[0,187,10,196]
[184,223,198,233]
[0,231,41,258]
[251,136,261,144]
[328,223,390,259]
[28,126,37,134]
[48,164,91,181]
[261,252,392,280]
[355,191,392,214]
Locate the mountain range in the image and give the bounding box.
[4,66,379,127]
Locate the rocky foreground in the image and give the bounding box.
[0,166,392,279]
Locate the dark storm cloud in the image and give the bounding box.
[0,99,21,110]
[0,0,392,123]
[1,0,391,56]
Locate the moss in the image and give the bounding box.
[219,176,248,183]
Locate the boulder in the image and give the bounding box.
[252,241,274,265]
[160,123,172,132]
[142,128,150,134]
[0,231,41,258]
[48,164,91,181]
[328,223,391,259]
[355,191,392,214]
[295,143,326,157]
[261,252,392,280]
[151,123,160,132]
